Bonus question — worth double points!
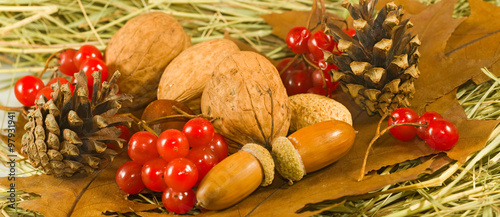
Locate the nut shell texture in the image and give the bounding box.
[271,136,305,184]
[105,12,191,111]
[241,143,275,186]
[201,51,291,149]
[289,93,352,132]
[158,38,240,113]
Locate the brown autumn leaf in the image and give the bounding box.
[261,10,315,40]
[0,150,160,217]
[260,10,350,40]
[408,0,500,109]
[444,0,500,83]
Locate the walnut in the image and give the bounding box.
[105,12,191,111]
[201,51,291,150]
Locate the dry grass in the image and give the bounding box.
[0,0,499,216]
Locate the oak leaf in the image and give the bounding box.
[444,0,500,83]
[0,150,160,217]
[407,0,500,109]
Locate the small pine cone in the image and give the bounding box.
[326,0,420,115]
[21,71,133,177]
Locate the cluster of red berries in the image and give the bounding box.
[388,108,459,151]
[14,44,108,106]
[279,26,356,97]
[115,118,228,214]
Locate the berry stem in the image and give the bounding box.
[306,0,318,31]
[302,54,320,70]
[358,115,425,182]
[120,113,159,137]
[38,49,64,79]
[278,54,300,75]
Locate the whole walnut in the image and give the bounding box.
[105,12,191,112]
[201,51,291,150]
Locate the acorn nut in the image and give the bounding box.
[272,120,356,184]
[196,143,274,210]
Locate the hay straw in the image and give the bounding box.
[1,0,500,216]
[0,0,347,75]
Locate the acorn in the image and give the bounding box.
[196,143,274,210]
[272,120,356,184]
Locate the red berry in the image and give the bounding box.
[417,111,443,140]
[283,70,313,96]
[343,28,357,37]
[35,86,54,101]
[79,58,108,87]
[58,49,79,76]
[157,129,190,162]
[208,133,229,162]
[128,131,159,165]
[115,161,145,194]
[286,26,312,54]
[305,52,320,65]
[141,158,169,192]
[164,158,198,192]
[311,69,330,87]
[388,107,419,141]
[183,118,215,148]
[425,119,459,151]
[277,57,306,81]
[74,44,103,68]
[47,77,70,87]
[116,125,131,142]
[277,57,305,72]
[307,31,336,61]
[162,187,195,214]
[14,75,45,106]
[186,147,217,183]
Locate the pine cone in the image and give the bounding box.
[21,71,133,177]
[326,0,421,115]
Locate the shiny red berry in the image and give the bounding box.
[286,26,312,54]
[343,28,356,37]
[417,111,443,140]
[162,187,195,214]
[79,58,108,88]
[425,119,459,151]
[14,75,45,106]
[388,107,419,141]
[35,86,54,101]
[116,161,145,194]
[141,158,168,192]
[74,44,103,69]
[283,70,313,96]
[58,49,79,76]
[308,31,336,61]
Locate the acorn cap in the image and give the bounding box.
[241,143,275,186]
[271,136,306,185]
